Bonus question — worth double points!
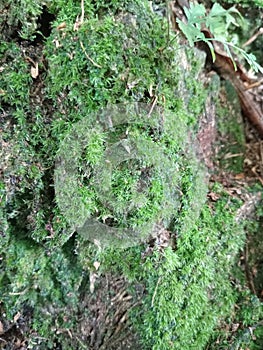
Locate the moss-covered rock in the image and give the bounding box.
[0,1,262,349]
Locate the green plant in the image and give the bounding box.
[0,0,45,40]
[0,1,211,347]
[177,2,263,73]
[1,0,262,349]
[82,188,250,350]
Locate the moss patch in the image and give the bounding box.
[0,1,262,349]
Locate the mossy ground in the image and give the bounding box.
[0,1,262,349]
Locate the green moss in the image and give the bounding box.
[77,189,249,350]
[1,0,262,349]
[0,42,30,109]
[0,0,44,40]
[208,191,263,350]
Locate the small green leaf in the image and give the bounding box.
[209,3,227,17]
[205,16,224,34]
[243,52,263,74]
[177,19,204,47]
[225,12,238,29]
[177,2,263,74]
[184,3,206,25]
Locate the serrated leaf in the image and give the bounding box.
[225,12,238,29]
[209,3,227,17]
[208,4,241,33]
[177,19,203,47]
[242,52,263,74]
[206,16,224,34]
[184,3,206,26]
[228,6,243,18]
[178,2,263,74]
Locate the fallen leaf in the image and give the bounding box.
[0,320,4,334]
[57,22,66,30]
[127,79,141,89]
[14,311,21,323]
[207,192,220,201]
[234,173,245,180]
[231,323,240,332]
[53,39,61,48]
[15,338,22,347]
[31,62,39,79]
[93,261,100,270]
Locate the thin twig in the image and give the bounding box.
[242,28,263,48]
[151,276,161,307]
[166,0,170,44]
[80,0,85,24]
[76,336,87,349]
[9,288,29,296]
[148,95,158,118]
[245,79,263,90]
[80,41,102,68]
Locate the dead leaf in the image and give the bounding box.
[57,22,66,30]
[53,39,61,48]
[73,17,81,31]
[234,173,245,180]
[30,62,39,79]
[127,78,141,89]
[15,338,22,347]
[93,261,100,270]
[207,192,220,201]
[231,323,240,332]
[13,311,21,323]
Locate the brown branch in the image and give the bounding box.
[234,80,263,137]
[79,41,102,68]
[209,48,263,137]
